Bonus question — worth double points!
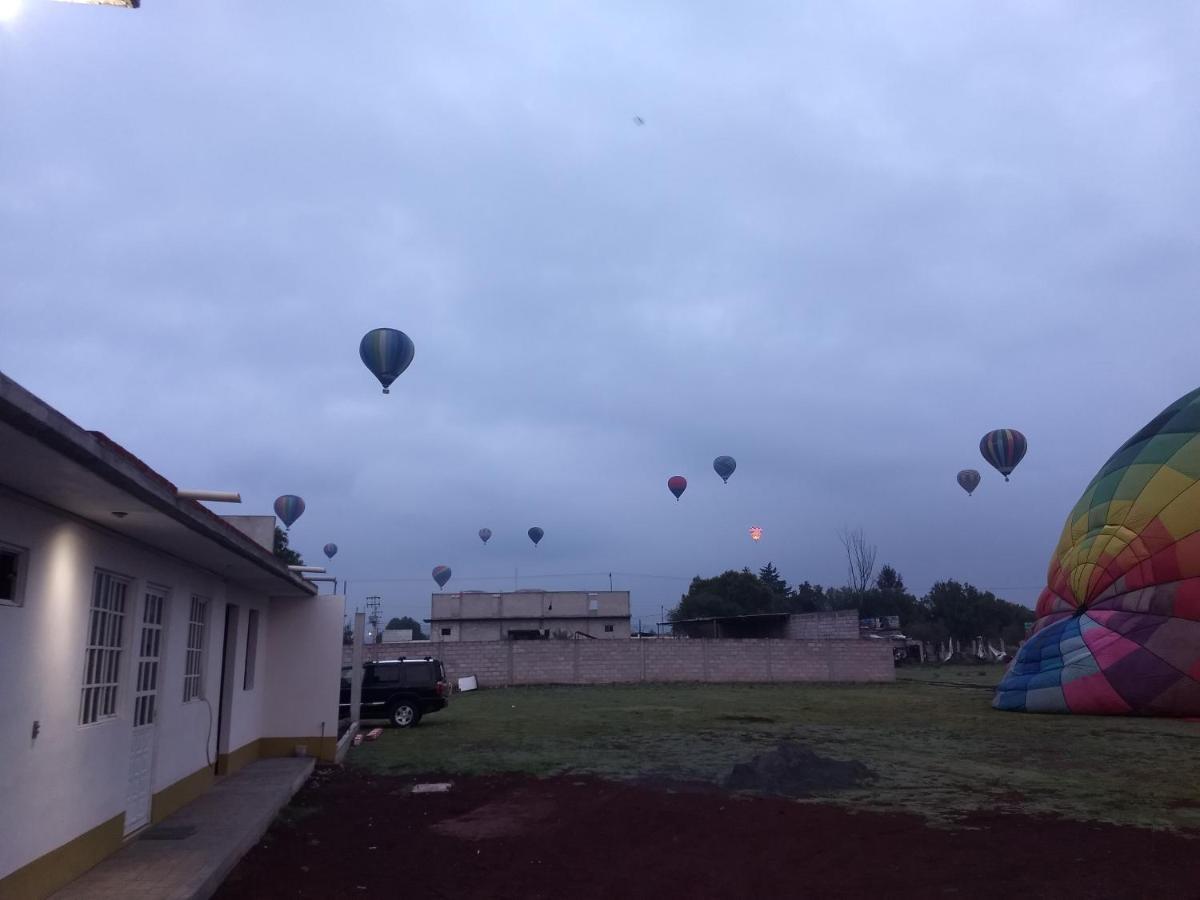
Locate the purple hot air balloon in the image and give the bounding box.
[323,543,338,559]
[432,565,452,588]
[956,470,981,496]
[528,527,544,547]
[479,528,492,545]
[273,495,305,529]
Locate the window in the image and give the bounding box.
[0,542,27,607]
[604,624,614,633]
[373,665,402,684]
[588,596,599,612]
[183,596,209,702]
[80,571,130,725]
[243,609,259,690]
[441,627,452,636]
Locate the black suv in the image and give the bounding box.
[339,658,450,728]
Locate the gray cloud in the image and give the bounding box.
[4,1,1200,624]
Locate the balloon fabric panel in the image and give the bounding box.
[996,387,1200,716]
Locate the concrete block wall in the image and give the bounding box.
[786,610,860,640]
[346,638,894,687]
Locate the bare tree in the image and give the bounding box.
[839,527,877,593]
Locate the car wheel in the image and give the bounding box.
[389,701,420,728]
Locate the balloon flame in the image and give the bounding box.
[749,526,763,542]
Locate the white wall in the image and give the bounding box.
[262,594,342,743]
[0,491,287,879]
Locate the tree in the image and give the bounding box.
[838,527,876,592]
[273,526,304,566]
[669,570,777,623]
[919,580,1033,645]
[758,562,791,601]
[384,616,427,641]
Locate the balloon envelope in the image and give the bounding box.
[528,527,544,546]
[323,543,338,559]
[667,475,687,500]
[432,565,452,588]
[359,327,415,394]
[980,429,1027,481]
[273,495,305,528]
[479,528,492,544]
[957,469,981,496]
[713,456,737,483]
[995,386,1200,716]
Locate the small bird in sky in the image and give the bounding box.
[633,116,645,126]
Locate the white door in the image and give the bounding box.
[125,587,165,835]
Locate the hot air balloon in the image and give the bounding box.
[980,429,1027,481]
[273,495,305,529]
[359,327,415,394]
[749,526,763,542]
[479,528,492,545]
[957,469,981,496]
[713,456,737,483]
[994,386,1200,716]
[432,565,452,589]
[667,475,687,501]
[323,543,338,559]
[528,527,544,547]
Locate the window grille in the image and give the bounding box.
[133,587,167,727]
[183,596,209,702]
[80,571,129,725]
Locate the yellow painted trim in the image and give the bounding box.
[216,738,261,776]
[150,764,214,825]
[0,812,124,900]
[259,736,338,763]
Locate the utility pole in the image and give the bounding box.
[608,572,613,592]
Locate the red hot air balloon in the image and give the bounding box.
[667,475,687,501]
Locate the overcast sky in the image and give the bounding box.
[4,1,1200,626]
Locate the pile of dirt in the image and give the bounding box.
[722,741,872,797]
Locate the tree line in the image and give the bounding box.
[668,561,1034,647]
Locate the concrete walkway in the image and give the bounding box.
[53,758,314,900]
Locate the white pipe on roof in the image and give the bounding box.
[177,490,242,502]
[289,565,326,573]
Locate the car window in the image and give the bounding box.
[340,667,351,690]
[374,665,402,684]
[406,662,433,683]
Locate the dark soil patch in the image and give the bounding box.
[718,714,777,724]
[722,741,873,797]
[214,767,1200,900]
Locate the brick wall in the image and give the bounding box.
[785,610,860,640]
[345,638,894,687]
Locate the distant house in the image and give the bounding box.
[429,590,631,641]
[0,373,343,898]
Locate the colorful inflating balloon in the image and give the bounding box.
[323,543,338,559]
[957,469,981,496]
[359,327,415,394]
[667,475,687,501]
[995,386,1200,716]
[528,527,544,547]
[432,565,452,588]
[980,429,1027,481]
[273,495,305,528]
[749,526,763,542]
[713,456,736,483]
[479,528,492,545]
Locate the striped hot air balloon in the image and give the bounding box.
[273,495,305,528]
[359,328,415,394]
[995,386,1200,716]
[980,429,1027,481]
[432,565,452,588]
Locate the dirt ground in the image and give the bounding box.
[215,767,1200,900]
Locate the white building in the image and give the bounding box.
[429,590,631,641]
[0,373,343,898]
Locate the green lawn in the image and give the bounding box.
[349,676,1200,831]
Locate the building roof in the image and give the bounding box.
[426,614,631,623]
[0,371,315,597]
[663,612,791,626]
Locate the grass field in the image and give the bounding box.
[350,671,1200,831]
